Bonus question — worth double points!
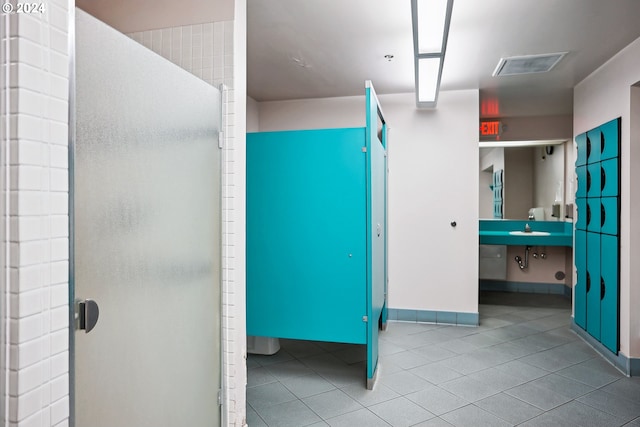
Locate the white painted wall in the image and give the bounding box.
[259,90,480,315]
[247,96,259,132]
[574,35,640,358]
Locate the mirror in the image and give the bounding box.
[479,141,568,220]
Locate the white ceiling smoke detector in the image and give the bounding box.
[493,52,568,77]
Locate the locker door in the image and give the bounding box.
[587,163,601,198]
[600,198,619,236]
[587,198,601,233]
[574,230,587,329]
[575,198,587,231]
[600,118,620,161]
[587,129,601,163]
[586,232,601,339]
[601,158,619,197]
[576,165,588,199]
[600,234,619,354]
[575,133,587,166]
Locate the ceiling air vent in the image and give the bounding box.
[493,52,567,77]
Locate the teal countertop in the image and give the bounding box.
[479,220,573,247]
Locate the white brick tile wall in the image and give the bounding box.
[1,0,71,425]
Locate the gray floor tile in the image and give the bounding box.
[505,382,572,411]
[439,353,494,375]
[439,376,501,402]
[530,373,595,399]
[577,389,640,422]
[440,404,512,427]
[556,358,624,388]
[280,373,336,399]
[302,389,363,419]
[517,412,580,427]
[280,339,327,359]
[438,338,480,354]
[257,399,323,427]
[410,345,458,362]
[318,364,365,388]
[410,418,455,427]
[467,367,526,390]
[264,359,316,381]
[601,377,640,403]
[246,404,268,427]
[246,295,631,427]
[475,392,543,424]
[379,338,408,356]
[459,332,505,348]
[380,370,432,395]
[248,366,279,388]
[341,382,401,407]
[325,408,391,427]
[369,396,435,427]
[247,382,298,411]
[250,350,295,366]
[519,348,579,372]
[409,362,463,385]
[406,385,468,416]
[332,345,367,364]
[384,350,430,370]
[546,401,626,427]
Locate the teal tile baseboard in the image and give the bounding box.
[571,320,639,376]
[480,279,571,297]
[387,308,479,326]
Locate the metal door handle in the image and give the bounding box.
[78,299,100,333]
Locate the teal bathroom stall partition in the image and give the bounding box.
[247,82,388,388]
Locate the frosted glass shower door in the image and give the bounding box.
[73,9,221,427]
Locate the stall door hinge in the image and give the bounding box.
[217,389,223,406]
[361,147,367,153]
[362,315,368,322]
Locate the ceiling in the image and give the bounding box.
[247,0,640,118]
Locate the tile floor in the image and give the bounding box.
[246,292,640,427]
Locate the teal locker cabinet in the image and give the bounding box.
[574,117,620,354]
[246,82,388,389]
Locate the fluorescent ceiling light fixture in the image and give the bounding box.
[418,57,441,103]
[411,0,454,108]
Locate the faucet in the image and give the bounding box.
[524,223,531,233]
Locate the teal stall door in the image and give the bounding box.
[600,234,619,353]
[246,128,367,344]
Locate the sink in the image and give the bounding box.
[509,231,551,236]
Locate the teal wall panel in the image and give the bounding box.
[246,128,368,344]
[601,234,619,353]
